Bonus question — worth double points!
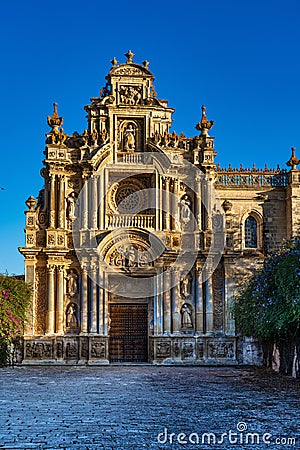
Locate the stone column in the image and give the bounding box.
[89,263,97,333]
[58,175,65,228]
[80,267,88,333]
[157,273,163,335]
[204,262,214,333]
[195,266,204,334]
[49,174,56,228]
[103,272,109,336]
[155,171,160,230]
[91,175,98,229]
[195,175,202,230]
[46,264,55,334]
[56,265,65,333]
[153,277,158,335]
[98,269,104,335]
[173,179,180,230]
[164,177,171,231]
[171,269,180,334]
[159,175,163,230]
[82,177,88,229]
[163,269,171,335]
[98,174,103,229]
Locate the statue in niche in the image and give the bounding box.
[180,195,192,224]
[67,192,76,220]
[123,124,135,151]
[66,303,78,328]
[66,269,78,297]
[181,303,193,328]
[91,128,98,145]
[181,273,192,298]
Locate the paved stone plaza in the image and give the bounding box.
[0,366,298,449]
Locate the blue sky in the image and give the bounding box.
[1,0,300,274]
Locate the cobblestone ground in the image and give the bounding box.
[0,366,299,450]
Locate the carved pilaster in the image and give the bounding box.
[56,265,65,333]
[171,269,180,334]
[46,264,56,334]
[163,269,171,334]
[58,175,65,229]
[49,174,56,228]
[89,263,97,333]
[80,267,88,333]
[195,265,204,334]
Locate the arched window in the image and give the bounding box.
[245,216,257,248]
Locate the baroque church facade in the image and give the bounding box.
[19,51,300,365]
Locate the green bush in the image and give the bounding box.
[0,275,31,366]
[232,238,300,375]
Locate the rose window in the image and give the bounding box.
[116,186,143,214]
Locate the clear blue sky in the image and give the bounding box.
[1,0,300,274]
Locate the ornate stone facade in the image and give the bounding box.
[19,51,300,365]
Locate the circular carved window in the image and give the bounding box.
[116,186,141,213]
[108,179,145,214]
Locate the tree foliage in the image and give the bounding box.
[0,275,31,365]
[233,238,300,342]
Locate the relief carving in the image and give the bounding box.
[197,342,204,358]
[182,341,194,359]
[91,340,106,358]
[66,341,78,358]
[119,85,142,105]
[25,341,53,359]
[173,340,180,357]
[81,340,88,359]
[208,341,234,358]
[156,340,171,358]
[56,341,63,359]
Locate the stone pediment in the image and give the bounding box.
[110,63,153,78]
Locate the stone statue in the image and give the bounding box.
[67,192,76,220]
[66,270,78,297]
[181,273,192,298]
[181,303,193,328]
[180,195,192,224]
[66,303,78,328]
[124,124,135,151]
[91,128,98,145]
[124,245,136,268]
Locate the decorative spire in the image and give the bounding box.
[195,105,214,135]
[111,56,118,66]
[286,147,300,170]
[47,102,63,130]
[143,60,150,68]
[125,50,135,64]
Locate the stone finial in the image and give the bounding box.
[286,147,300,170]
[125,50,135,64]
[47,102,63,130]
[25,196,37,211]
[195,105,214,135]
[222,199,232,213]
[143,60,150,68]
[111,57,118,66]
